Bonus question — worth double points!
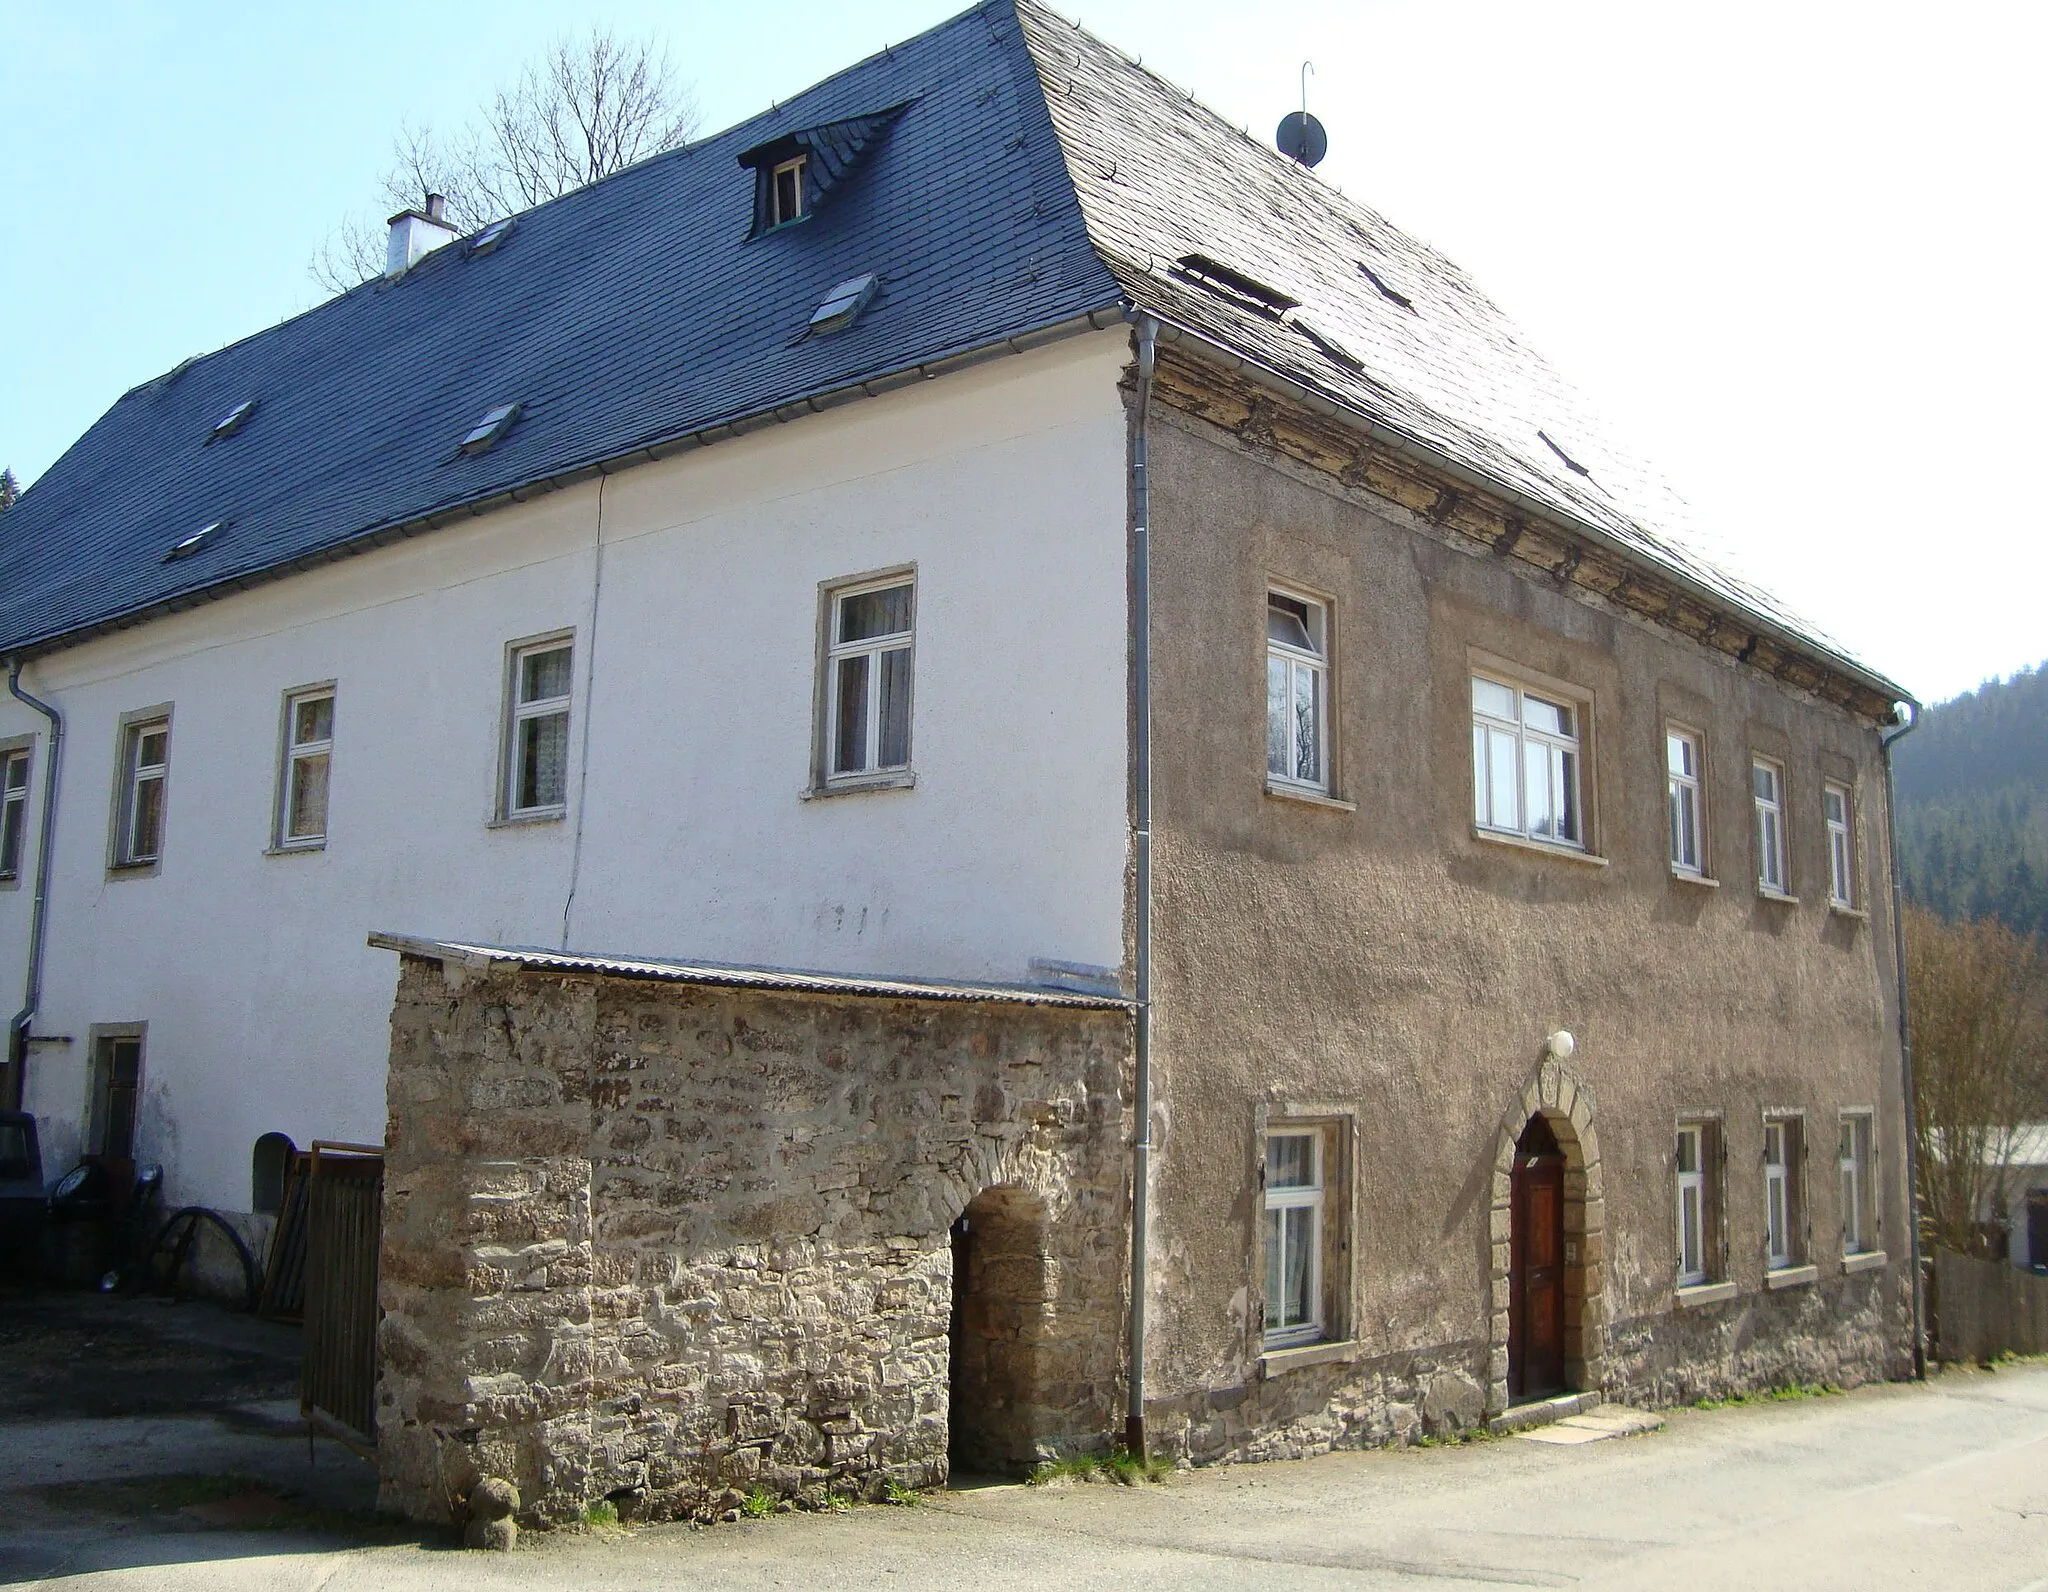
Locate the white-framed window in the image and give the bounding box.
[503,637,573,819]
[113,715,170,868]
[1824,782,1855,908]
[770,155,806,225]
[1840,1112,1874,1255]
[1677,1122,1709,1287]
[1764,1116,1804,1271]
[823,575,914,783]
[1472,673,1584,848]
[1263,1129,1324,1347]
[1266,590,1330,793]
[1667,727,1704,876]
[276,687,334,849]
[0,745,30,881]
[1753,757,1788,894]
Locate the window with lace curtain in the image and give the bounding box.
[502,635,572,820]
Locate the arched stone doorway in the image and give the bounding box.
[948,1184,1052,1477]
[1486,1061,1607,1413]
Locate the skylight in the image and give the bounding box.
[1356,262,1414,312]
[461,403,522,455]
[164,522,223,562]
[1173,254,1298,318]
[808,274,880,336]
[208,401,256,442]
[467,218,515,257]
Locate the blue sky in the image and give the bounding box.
[5,1,2042,702]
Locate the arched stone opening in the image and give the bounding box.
[948,1183,1053,1478]
[1486,1062,1607,1413]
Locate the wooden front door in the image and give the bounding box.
[1509,1116,1567,1400]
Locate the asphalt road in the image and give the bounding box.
[3,1355,2045,1589]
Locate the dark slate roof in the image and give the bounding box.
[0,0,1119,655]
[367,932,1134,1010]
[2,0,1903,703]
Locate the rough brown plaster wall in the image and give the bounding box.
[1136,391,1912,1458]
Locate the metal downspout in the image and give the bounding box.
[1126,313,1159,1456]
[1880,701,1925,1378]
[5,659,63,1115]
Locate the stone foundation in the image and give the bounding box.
[375,954,1131,1525]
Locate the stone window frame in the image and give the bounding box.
[107,703,173,878]
[807,564,918,798]
[1251,1102,1356,1366]
[1467,649,1602,861]
[0,733,35,889]
[1264,581,1337,802]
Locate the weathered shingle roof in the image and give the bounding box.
[1,0,1906,704]
[1013,0,1904,703]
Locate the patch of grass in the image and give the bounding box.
[739,1486,775,1520]
[882,1478,922,1507]
[1027,1447,1171,1487]
[1693,1380,1843,1409]
[581,1499,620,1528]
[819,1488,855,1514]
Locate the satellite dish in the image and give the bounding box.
[1277,110,1327,168]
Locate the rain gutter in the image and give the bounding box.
[1125,312,1158,1457]
[4,660,62,1114]
[1880,703,1926,1378]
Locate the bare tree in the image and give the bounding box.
[312,29,698,294]
[1908,905,2048,1256]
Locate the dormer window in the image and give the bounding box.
[737,101,914,240]
[770,157,807,226]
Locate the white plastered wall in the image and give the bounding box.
[0,328,1132,1212]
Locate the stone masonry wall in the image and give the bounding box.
[377,954,1131,1526]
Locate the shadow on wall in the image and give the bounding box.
[949,1184,1054,1477]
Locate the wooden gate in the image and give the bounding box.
[299,1141,385,1452]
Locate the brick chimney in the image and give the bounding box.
[385,193,459,278]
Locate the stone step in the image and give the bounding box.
[1513,1402,1667,1446]
[1489,1390,1603,1436]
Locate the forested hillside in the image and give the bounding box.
[1893,663,2048,935]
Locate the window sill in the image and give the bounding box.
[803,771,916,800]
[1259,1338,1358,1376]
[1829,903,1870,921]
[263,841,326,857]
[1472,828,1609,868]
[1842,1249,1888,1274]
[1765,1264,1819,1291]
[1264,782,1356,812]
[105,861,161,881]
[488,809,566,830]
[1756,887,1801,905]
[1670,869,1719,889]
[1674,1280,1738,1309]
